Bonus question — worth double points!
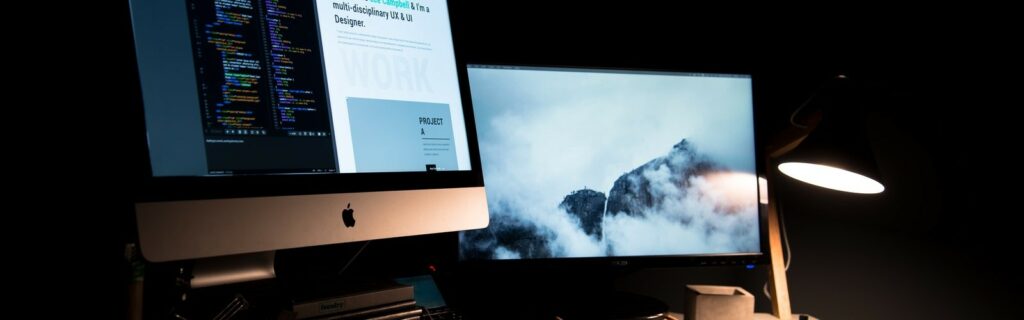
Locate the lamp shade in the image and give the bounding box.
[777,76,885,194]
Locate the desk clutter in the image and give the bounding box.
[286,282,417,319]
[684,285,755,320]
[275,275,449,320]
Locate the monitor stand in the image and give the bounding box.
[190,251,277,288]
[139,251,278,319]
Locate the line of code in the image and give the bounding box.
[264,0,325,132]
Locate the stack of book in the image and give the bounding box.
[290,282,422,320]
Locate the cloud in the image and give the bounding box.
[472,164,760,259]
[493,246,522,260]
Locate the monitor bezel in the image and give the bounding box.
[455,63,770,269]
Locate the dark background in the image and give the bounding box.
[60,2,1017,319]
[445,4,1018,319]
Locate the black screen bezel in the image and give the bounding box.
[455,63,770,269]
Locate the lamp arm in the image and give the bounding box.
[763,128,809,320]
[767,109,821,159]
[764,157,792,320]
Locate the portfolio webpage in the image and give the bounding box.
[131,0,469,176]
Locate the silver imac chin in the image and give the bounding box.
[137,187,488,262]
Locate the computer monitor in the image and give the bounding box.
[128,0,487,265]
[461,64,764,262]
[455,65,766,317]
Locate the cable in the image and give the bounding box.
[780,200,792,271]
[763,201,792,300]
[789,74,847,129]
[789,90,820,129]
[337,240,372,276]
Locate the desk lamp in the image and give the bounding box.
[762,74,885,319]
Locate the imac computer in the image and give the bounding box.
[128,0,487,283]
[456,65,766,318]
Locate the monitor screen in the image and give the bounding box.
[129,0,487,263]
[460,65,762,261]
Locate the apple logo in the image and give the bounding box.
[342,203,355,227]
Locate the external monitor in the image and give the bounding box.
[461,65,764,263]
[456,64,766,317]
[128,0,487,266]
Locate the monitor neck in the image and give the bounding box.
[190,251,277,289]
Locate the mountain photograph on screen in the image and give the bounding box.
[460,66,761,260]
